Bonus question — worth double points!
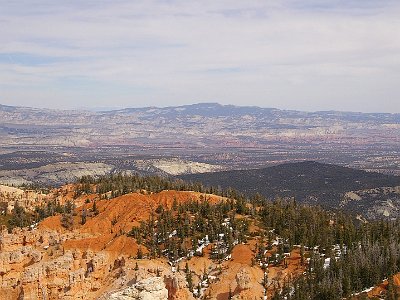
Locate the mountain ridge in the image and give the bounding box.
[2,102,400,116]
[180,161,400,218]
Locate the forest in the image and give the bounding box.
[6,173,400,299]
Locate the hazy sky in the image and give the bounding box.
[1,0,399,112]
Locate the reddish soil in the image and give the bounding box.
[231,244,254,265]
[364,273,400,298]
[40,190,222,259]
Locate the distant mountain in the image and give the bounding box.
[180,161,400,218]
[1,102,400,176]
[2,101,400,121]
[109,103,278,118]
[106,102,400,122]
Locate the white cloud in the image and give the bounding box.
[0,0,399,112]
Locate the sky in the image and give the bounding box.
[1,0,400,113]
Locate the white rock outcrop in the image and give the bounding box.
[108,277,168,300]
[235,267,252,291]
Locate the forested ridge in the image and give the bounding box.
[6,172,400,298]
[78,173,400,298]
[180,161,400,210]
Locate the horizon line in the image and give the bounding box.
[0,102,398,115]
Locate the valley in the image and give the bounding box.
[0,103,399,188]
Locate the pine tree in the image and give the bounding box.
[186,270,193,292]
[92,200,99,215]
[137,247,143,259]
[228,286,233,299]
[81,208,87,225]
[185,262,189,274]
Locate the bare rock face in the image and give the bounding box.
[235,267,252,291]
[109,286,139,299]
[0,226,114,300]
[0,190,204,300]
[108,277,168,300]
[164,275,179,298]
[0,185,48,214]
[163,273,196,300]
[137,277,169,300]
